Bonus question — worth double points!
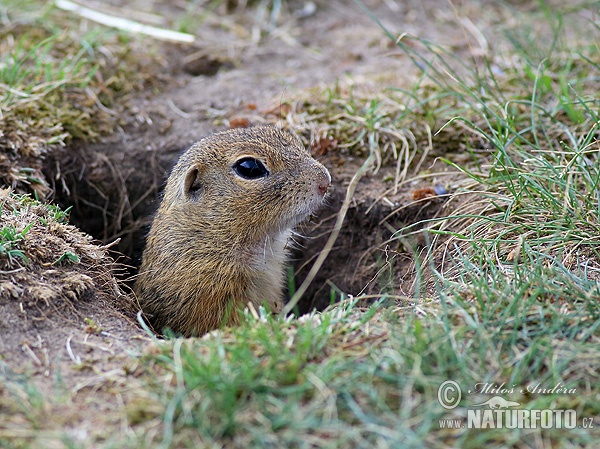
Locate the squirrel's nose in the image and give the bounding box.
[317,169,331,196]
[318,182,330,196]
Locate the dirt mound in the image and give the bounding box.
[0,190,143,373]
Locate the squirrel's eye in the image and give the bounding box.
[233,158,269,179]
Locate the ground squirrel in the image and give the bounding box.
[135,126,331,336]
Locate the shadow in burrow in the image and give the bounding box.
[47,142,447,314]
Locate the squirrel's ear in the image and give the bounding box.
[183,164,203,198]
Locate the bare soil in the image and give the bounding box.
[3,0,533,419]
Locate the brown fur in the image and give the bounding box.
[135,126,330,336]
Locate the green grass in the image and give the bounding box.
[0,192,73,269]
[0,191,93,272]
[0,223,31,266]
[120,293,597,448]
[2,295,598,448]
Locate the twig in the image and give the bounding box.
[78,339,115,355]
[0,267,25,274]
[21,344,42,366]
[55,0,195,43]
[283,150,376,315]
[65,335,81,365]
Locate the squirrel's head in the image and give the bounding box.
[163,126,330,241]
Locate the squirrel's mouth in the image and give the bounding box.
[284,192,328,230]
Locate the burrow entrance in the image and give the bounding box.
[46,130,451,314]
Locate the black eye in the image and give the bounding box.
[233,158,269,179]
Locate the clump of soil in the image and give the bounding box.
[0,189,141,372]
